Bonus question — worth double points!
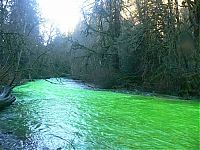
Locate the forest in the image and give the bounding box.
[0,0,199,149]
[0,0,199,98]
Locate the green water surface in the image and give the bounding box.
[0,79,199,149]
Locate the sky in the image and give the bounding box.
[38,0,182,35]
[38,0,84,34]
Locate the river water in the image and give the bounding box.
[0,78,199,149]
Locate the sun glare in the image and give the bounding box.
[38,0,83,34]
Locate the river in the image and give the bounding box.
[0,78,199,149]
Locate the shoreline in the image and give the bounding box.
[10,76,200,101]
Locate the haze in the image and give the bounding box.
[38,0,83,33]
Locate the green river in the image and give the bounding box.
[0,79,199,149]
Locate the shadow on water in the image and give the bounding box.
[0,78,199,150]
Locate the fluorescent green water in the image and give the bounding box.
[0,79,199,149]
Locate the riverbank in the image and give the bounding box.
[68,76,200,101]
[1,72,199,101]
[17,76,200,101]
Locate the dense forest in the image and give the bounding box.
[0,0,199,98]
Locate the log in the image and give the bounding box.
[0,86,16,109]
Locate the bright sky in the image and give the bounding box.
[38,0,83,34]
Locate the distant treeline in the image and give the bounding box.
[0,0,199,98]
[70,0,200,98]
